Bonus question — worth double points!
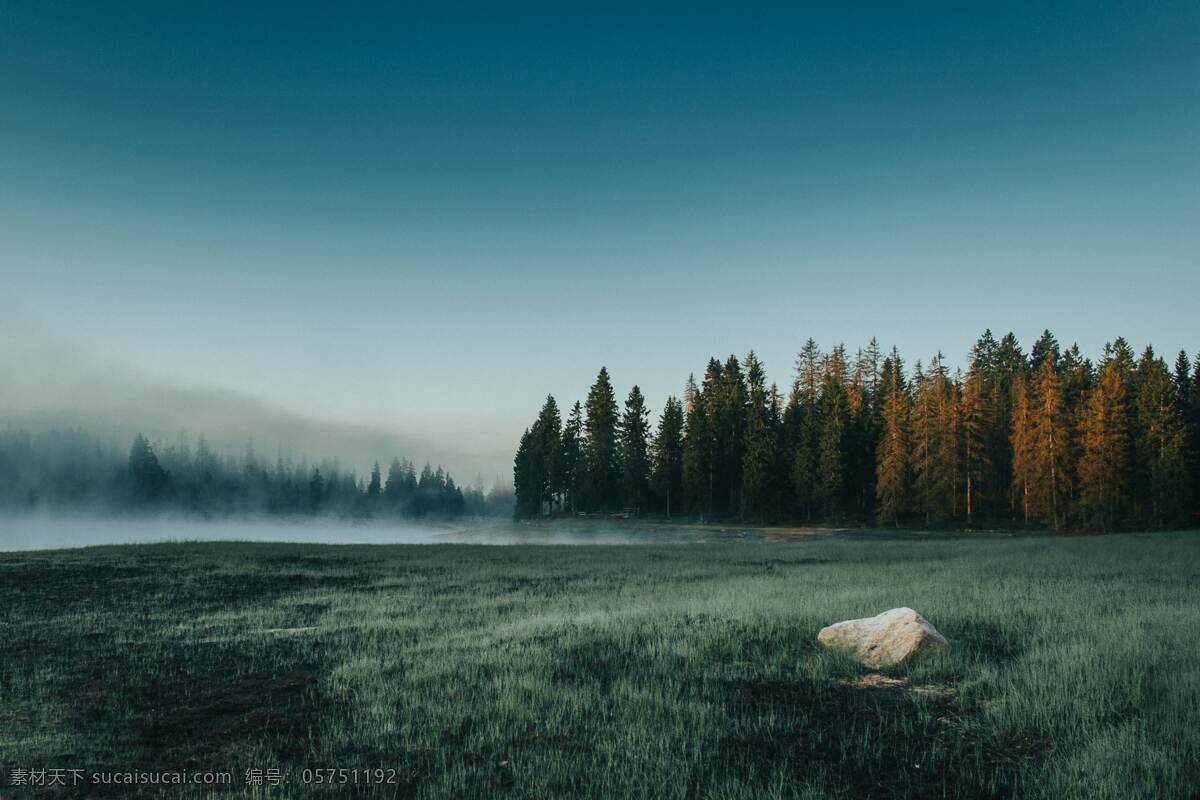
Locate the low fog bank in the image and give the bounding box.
[0,513,780,552]
[0,328,512,485]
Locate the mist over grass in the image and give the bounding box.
[0,513,781,552]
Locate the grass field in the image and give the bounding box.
[2,530,1198,798]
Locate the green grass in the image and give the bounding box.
[2,531,1198,798]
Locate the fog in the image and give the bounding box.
[0,513,806,552]
[0,325,512,485]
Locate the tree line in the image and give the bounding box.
[0,428,515,519]
[513,331,1200,531]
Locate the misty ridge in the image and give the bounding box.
[0,326,514,483]
[0,326,516,521]
[0,427,515,521]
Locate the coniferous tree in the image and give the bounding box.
[682,374,712,516]
[365,462,382,511]
[560,401,584,514]
[942,373,963,517]
[308,468,326,513]
[129,434,169,503]
[992,332,1026,514]
[583,367,621,512]
[740,351,774,520]
[1132,348,1188,527]
[1059,344,1095,514]
[875,354,909,526]
[618,386,651,514]
[710,355,748,515]
[1190,355,1200,522]
[789,341,822,521]
[696,360,726,515]
[1028,355,1070,530]
[651,396,685,516]
[910,357,955,523]
[960,369,991,523]
[816,346,849,519]
[384,457,406,511]
[1010,375,1034,524]
[1078,361,1131,531]
[1029,329,1061,373]
[846,351,879,518]
[534,395,563,512]
[513,428,539,518]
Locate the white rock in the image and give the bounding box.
[817,607,948,668]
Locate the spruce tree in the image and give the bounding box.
[875,357,909,526]
[697,359,726,516]
[994,332,1027,515]
[960,369,992,523]
[740,352,774,520]
[513,428,538,518]
[1078,361,1131,531]
[583,367,620,512]
[1010,375,1034,524]
[682,374,712,516]
[308,468,325,513]
[713,355,748,514]
[1028,355,1070,530]
[384,457,406,512]
[1132,349,1188,527]
[651,396,685,516]
[535,395,563,512]
[366,462,382,510]
[128,434,169,504]
[788,342,823,521]
[816,346,849,518]
[1029,329,1061,373]
[560,402,584,514]
[618,386,651,514]
[910,358,955,523]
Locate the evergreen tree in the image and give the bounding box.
[650,396,685,516]
[682,373,713,516]
[993,332,1027,515]
[960,369,991,523]
[618,386,651,514]
[583,367,621,511]
[712,355,748,514]
[846,353,879,517]
[128,434,169,503]
[875,357,909,526]
[384,455,408,513]
[910,358,955,523]
[1132,348,1188,527]
[1078,361,1131,531]
[308,468,326,512]
[560,401,584,514]
[696,359,726,515]
[1029,329,1061,373]
[365,462,382,511]
[740,351,774,520]
[534,395,563,512]
[513,428,539,518]
[816,346,849,518]
[1059,344,1095,514]
[1010,375,1034,524]
[1028,355,1070,530]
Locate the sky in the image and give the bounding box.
[2,2,1198,481]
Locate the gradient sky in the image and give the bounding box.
[2,2,1198,477]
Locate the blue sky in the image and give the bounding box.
[2,2,1197,476]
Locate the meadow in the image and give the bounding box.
[1,529,1197,798]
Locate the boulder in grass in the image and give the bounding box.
[817,607,948,668]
